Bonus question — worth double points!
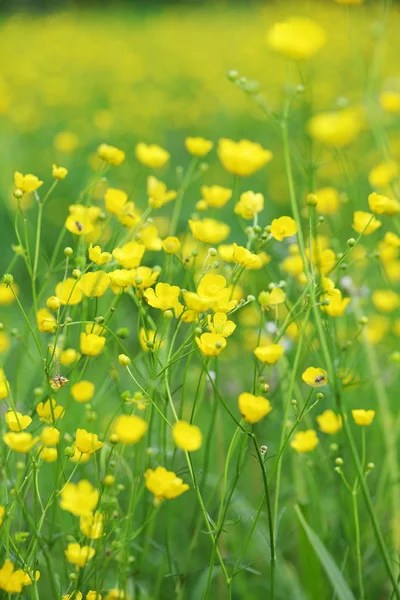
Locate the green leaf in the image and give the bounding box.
[294,504,356,600]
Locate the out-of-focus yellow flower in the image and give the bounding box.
[254,344,284,364]
[55,277,83,305]
[80,332,106,357]
[365,315,389,344]
[352,211,381,235]
[302,367,328,387]
[54,131,79,153]
[270,216,297,241]
[258,287,286,308]
[266,17,326,60]
[75,429,103,455]
[60,348,80,366]
[147,176,177,208]
[291,430,319,452]
[65,543,95,568]
[238,392,272,423]
[0,559,33,593]
[195,332,227,356]
[0,369,9,400]
[368,161,398,188]
[0,282,18,305]
[231,243,262,268]
[41,447,57,462]
[201,185,232,208]
[3,432,39,453]
[137,223,163,251]
[112,241,145,269]
[97,143,125,166]
[36,308,57,333]
[72,381,95,403]
[46,295,61,311]
[80,512,104,540]
[234,191,264,220]
[189,218,230,244]
[14,172,43,193]
[218,138,272,176]
[36,398,64,423]
[315,187,341,215]
[321,289,350,317]
[172,420,202,451]
[112,414,148,444]
[207,312,236,337]
[52,164,68,179]
[368,192,400,216]
[139,328,162,352]
[308,109,362,147]
[60,480,99,516]
[144,466,189,502]
[162,236,181,254]
[41,426,60,447]
[105,187,128,215]
[372,289,400,312]
[185,137,213,156]
[136,143,170,168]
[317,410,342,434]
[89,244,112,265]
[351,409,375,426]
[5,411,32,432]
[379,90,400,114]
[78,271,110,298]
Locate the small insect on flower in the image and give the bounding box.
[50,375,69,390]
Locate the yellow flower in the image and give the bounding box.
[352,211,381,235]
[65,204,100,236]
[0,559,31,593]
[144,466,189,502]
[185,137,213,156]
[136,143,170,168]
[89,244,112,265]
[238,392,272,423]
[147,176,177,208]
[139,328,161,352]
[54,131,79,153]
[218,138,272,176]
[112,414,148,444]
[162,236,181,254]
[266,17,326,60]
[0,369,9,401]
[137,223,163,250]
[254,344,284,364]
[86,592,102,600]
[36,308,57,333]
[144,282,181,312]
[207,312,236,337]
[195,332,227,356]
[105,187,128,215]
[41,447,57,462]
[14,171,43,193]
[351,409,375,426]
[75,429,104,454]
[72,381,95,403]
[368,161,398,188]
[270,216,298,241]
[60,480,99,516]
[321,289,350,317]
[97,143,125,166]
[308,109,363,147]
[234,191,264,220]
[183,273,236,314]
[372,289,400,312]
[315,187,341,215]
[0,282,18,305]
[379,90,400,114]
[41,426,60,446]
[78,271,110,298]
[172,420,202,451]
[232,243,262,269]
[365,315,389,345]
[65,543,95,568]
[63,593,83,600]
[302,367,328,387]
[132,266,160,289]
[52,164,68,179]
[55,277,83,305]
[60,348,80,366]
[368,192,400,216]
[109,269,133,290]
[46,295,61,311]
[80,332,106,357]
[36,398,64,423]
[201,185,232,208]
[3,432,39,453]
[316,410,342,434]
[189,218,230,244]
[5,411,32,432]
[0,506,4,526]
[80,511,104,540]
[113,241,145,269]
[258,288,286,308]
[291,430,319,453]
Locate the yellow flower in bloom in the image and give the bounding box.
[97,143,125,166]
[379,90,400,114]
[72,381,95,403]
[368,192,400,216]
[5,411,32,432]
[75,429,104,454]
[189,218,230,244]
[144,282,181,312]
[372,289,400,312]
[172,420,203,451]
[266,17,326,60]
[308,109,363,148]
[14,171,43,193]
[113,241,145,269]
[36,398,64,423]
[0,559,31,593]
[78,271,110,298]
[132,266,160,289]
[351,409,375,426]
[368,161,398,188]
[254,344,284,364]
[63,593,83,600]
[195,332,227,356]
[258,287,286,309]
[238,392,272,424]
[270,216,298,241]
[185,137,213,156]
[162,236,181,254]
[201,185,232,208]
[352,211,381,235]
[139,328,161,352]
[52,164,68,179]
[105,187,128,215]
[89,244,112,265]
[36,308,57,333]
[41,447,57,462]
[0,282,18,305]
[65,543,96,568]
[112,414,148,444]
[65,204,100,236]
[86,591,102,600]
[234,190,264,220]
[321,289,350,317]
[144,466,189,502]
[41,426,60,446]
[80,331,106,356]
[0,369,9,400]
[137,223,163,250]
[302,367,328,387]
[232,243,262,269]
[3,432,39,453]
[218,138,272,176]
[316,410,342,434]
[109,269,132,290]
[104,591,124,600]
[80,511,104,540]
[291,430,319,453]
[55,277,83,305]
[315,187,341,215]
[147,175,177,208]
[0,506,4,526]
[207,312,236,337]
[365,315,389,345]
[54,131,79,153]
[60,480,99,516]
[136,143,170,168]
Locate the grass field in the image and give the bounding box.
[0,1,400,599]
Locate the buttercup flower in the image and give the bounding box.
[36,308,57,333]
[266,17,326,60]
[72,381,95,403]
[105,187,128,215]
[60,480,99,516]
[162,236,181,254]
[52,164,68,179]
[352,211,381,235]
[234,191,264,220]
[201,185,232,208]
[232,244,262,269]
[308,109,363,147]
[315,187,341,215]
[55,278,83,305]
[258,287,286,308]
[80,511,104,540]
[185,137,213,156]
[5,411,32,432]
[189,218,230,244]
[36,398,64,423]
[80,326,106,356]
[207,312,236,337]
[14,172,43,193]
[195,332,227,356]
[112,414,148,444]
[147,176,177,208]
[75,429,104,454]
[3,432,39,453]
[41,426,60,446]
[270,216,298,241]
[238,392,272,423]
[0,560,32,593]
[379,90,400,114]
[78,271,110,298]
[291,430,319,453]
[254,344,284,364]
[172,420,203,451]
[351,409,375,426]
[113,241,145,269]
[317,410,342,434]
[136,143,170,168]
[144,466,189,502]
[302,367,328,387]
[368,192,400,216]
[368,161,398,189]
[65,543,95,568]
[97,143,125,166]
[88,244,112,265]
[218,139,272,176]
[372,289,400,313]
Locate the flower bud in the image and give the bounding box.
[306,193,318,206]
[64,247,73,257]
[347,238,356,247]
[46,296,61,311]
[335,457,343,466]
[3,273,14,285]
[118,354,131,367]
[163,309,173,319]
